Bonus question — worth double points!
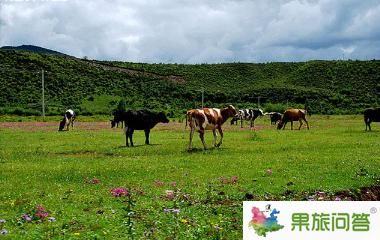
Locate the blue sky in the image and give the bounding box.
[1,0,380,63]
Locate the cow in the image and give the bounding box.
[230,108,264,128]
[59,109,76,131]
[187,105,237,150]
[364,107,380,131]
[111,110,124,128]
[264,112,283,125]
[277,109,309,130]
[119,110,169,147]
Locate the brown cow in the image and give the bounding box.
[187,105,237,150]
[277,109,309,130]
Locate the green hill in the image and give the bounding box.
[0,49,379,116]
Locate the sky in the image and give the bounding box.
[1,0,380,63]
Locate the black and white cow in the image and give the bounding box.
[59,109,76,131]
[230,108,264,128]
[119,110,169,147]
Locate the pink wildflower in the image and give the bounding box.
[165,190,175,200]
[110,188,129,197]
[34,205,49,220]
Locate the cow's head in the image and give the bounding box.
[58,119,66,131]
[157,112,170,123]
[277,120,284,130]
[110,120,116,128]
[224,105,237,118]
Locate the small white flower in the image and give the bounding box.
[48,217,56,222]
[0,229,8,235]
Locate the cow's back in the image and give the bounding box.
[283,109,305,121]
[123,110,159,130]
[364,108,380,122]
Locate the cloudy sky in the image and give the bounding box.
[1,0,380,63]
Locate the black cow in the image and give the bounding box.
[120,110,169,146]
[364,108,380,131]
[265,112,283,125]
[59,109,76,131]
[111,110,124,128]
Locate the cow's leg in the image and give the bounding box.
[304,117,309,130]
[129,128,134,147]
[282,121,287,130]
[125,127,130,147]
[188,126,195,150]
[144,129,150,145]
[291,121,293,130]
[368,121,372,131]
[240,118,243,128]
[216,127,224,147]
[212,129,218,147]
[199,128,207,150]
[298,119,303,130]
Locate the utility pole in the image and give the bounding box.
[257,96,261,108]
[201,88,204,109]
[41,70,45,119]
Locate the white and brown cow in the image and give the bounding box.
[186,105,237,150]
[59,109,76,131]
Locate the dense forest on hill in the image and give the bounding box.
[0,49,379,116]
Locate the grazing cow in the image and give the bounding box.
[364,107,380,131]
[187,105,237,150]
[264,112,283,125]
[110,110,124,128]
[59,109,76,131]
[119,110,169,147]
[277,109,309,130]
[230,109,264,128]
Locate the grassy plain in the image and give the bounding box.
[0,115,379,239]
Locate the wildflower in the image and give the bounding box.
[0,229,8,235]
[22,214,32,222]
[74,232,80,236]
[334,196,342,201]
[0,220,5,224]
[91,178,101,184]
[163,208,180,214]
[48,217,56,222]
[181,219,189,224]
[266,169,273,176]
[213,225,223,230]
[110,188,129,197]
[317,191,326,200]
[165,190,175,200]
[35,205,49,220]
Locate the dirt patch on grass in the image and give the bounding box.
[0,121,110,132]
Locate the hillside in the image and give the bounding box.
[0,48,379,116]
[0,45,69,57]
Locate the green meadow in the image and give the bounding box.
[0,115,379,239]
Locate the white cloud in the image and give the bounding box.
[0,0,379,63]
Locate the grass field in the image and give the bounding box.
[0,115,379,239]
